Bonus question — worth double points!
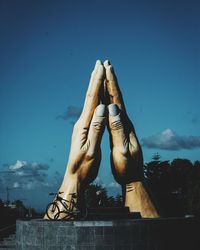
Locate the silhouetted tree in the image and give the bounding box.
[85,184,123,208]
[152,153,161,161]
[144,157,200,217]
[85,158,200,216]
[85,184,108,207]
[0,199,4,208]
[115,194,123,207]
[186,160,200,215]
[14,200,25,209]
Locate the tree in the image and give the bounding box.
[84,184,109,207]
[144,158,200,216]
[85,158,200,216]
[0,199,4,208]
[115,194,123,207]
[84,184,123,208]
[152,153,161,161]
[186,160,200,215]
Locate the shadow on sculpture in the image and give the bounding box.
[44,60,160,220]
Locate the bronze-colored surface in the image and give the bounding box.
[44,60,160,219]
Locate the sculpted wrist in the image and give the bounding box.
[125,181,160,218]
[59,173,80,201]
[43,173,80,220]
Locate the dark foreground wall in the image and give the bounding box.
[16,217,200,250]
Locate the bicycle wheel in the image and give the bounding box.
[46,202,60,220]
[62,211,75,220]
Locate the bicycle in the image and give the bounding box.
[45,192,88,220]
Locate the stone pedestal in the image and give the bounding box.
[16,217,200,250]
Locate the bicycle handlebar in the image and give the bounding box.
[49,191,64,196]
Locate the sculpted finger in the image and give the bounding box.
[108,103,130,182]
[108,104,128,155]
[104,61,126,112]
[87,104,106,155]
[104,59,110,68]
[80,60,105,128]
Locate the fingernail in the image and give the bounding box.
[108,104,119,116]
[96,104,106,117]
[104,60,110,67]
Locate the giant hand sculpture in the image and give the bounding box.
[45,60,160,219]
[104,61,159,218]
[44,60,106,219]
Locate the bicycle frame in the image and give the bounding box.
[46,192,81,220]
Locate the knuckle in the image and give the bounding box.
[73,118,85,132]
[130,146,141,156]
[81,141,90,153]
[129,143,140,155]
[92,121,104,131]
[110,120,123,131]
[72,123,79,135]
[85,152,95,161]
[72,121,82,134]
[85,145,100,161]
[114,144,129,156]
[73,121,79,130]
[86,91,93,100]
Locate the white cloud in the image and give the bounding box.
[9,160,27,171]
[142,129,200,150]
[1,160,51,191]
[0,161,63,210]
[13,182,20,188]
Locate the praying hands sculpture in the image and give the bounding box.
[44,60,160,219]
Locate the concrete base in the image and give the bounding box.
[16,217,200,250]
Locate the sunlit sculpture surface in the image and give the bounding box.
[44,60,160,219]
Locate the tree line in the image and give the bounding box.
[85,156,200,217]
[144,157,200,217]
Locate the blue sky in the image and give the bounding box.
[0,0,199,210]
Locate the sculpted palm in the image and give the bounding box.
[45,60,160,219]
[45,60,106,219]
[104,60,159,217]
